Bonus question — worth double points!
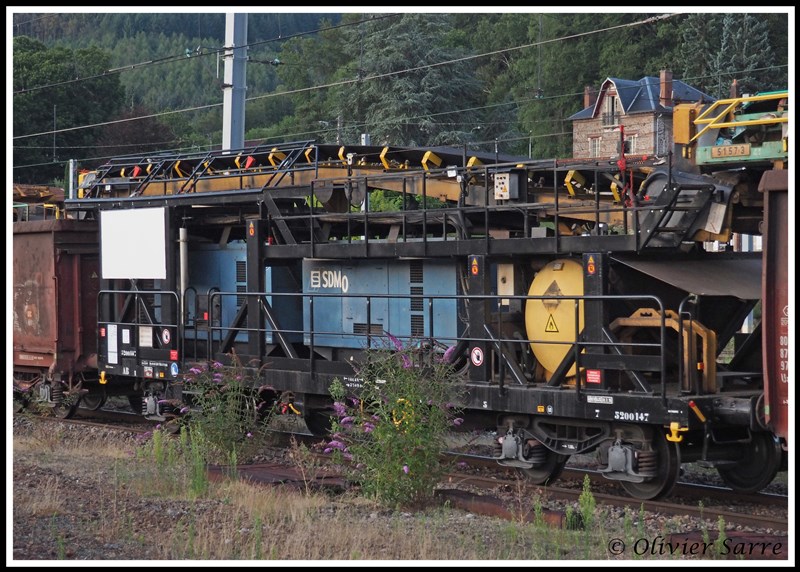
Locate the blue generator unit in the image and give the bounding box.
[186,242,302,345]
[302,258,460,349]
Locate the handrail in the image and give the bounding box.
[690,91,788,144]
[204,289,669,394]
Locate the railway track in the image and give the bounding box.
[15,412,788,535]
[442,470,789,533]
[446,452,788,507]
[17,406,155,434]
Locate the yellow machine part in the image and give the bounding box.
[525,259,585,378]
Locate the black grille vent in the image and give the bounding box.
[410,286,424,312]
[353,323,383,335]
[236,285,246,308]
[410,261,424,283]
[236,260,247,282]
[410,315,425,337]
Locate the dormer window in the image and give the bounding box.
[602,92,620,126]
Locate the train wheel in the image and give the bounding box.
[304,410,333,436]
[520,451,569,486]
[127,395,144,414]
[80,393,107,411]
[716,432,782,493]
[52,398,80,419]
[620,432,680,500]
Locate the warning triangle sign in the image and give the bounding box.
[545,314,559,333]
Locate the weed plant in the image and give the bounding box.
[326,335,464,508]
[180,354,275,463]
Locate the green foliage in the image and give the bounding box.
[676,13,787,99]
[13,36,124,183]
[12,11,790,179]
[326,13,484,147]
[578,474,596,530]
[532,495,545,529]
[714,515,728,558]
[180,355,274,464]
[132,424,207,498]
[326,336,464,508]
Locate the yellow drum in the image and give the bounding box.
[525,259,584,378]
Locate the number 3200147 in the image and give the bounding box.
[614,411,650,422]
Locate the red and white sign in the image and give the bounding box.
[470,347,484,367]
[586,369,602,384]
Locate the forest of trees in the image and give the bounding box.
[11,11,790,185]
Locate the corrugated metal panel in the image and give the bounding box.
[759,169,789,441]
[13,219,99,373]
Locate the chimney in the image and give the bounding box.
[729,78,739,99]
[583,85,597,108]
[659,69,673,107]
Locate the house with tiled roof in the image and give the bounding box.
[568,70,715,159]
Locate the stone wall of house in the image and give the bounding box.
[572,114,673,159]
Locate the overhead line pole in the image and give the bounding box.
[222,13,248,152]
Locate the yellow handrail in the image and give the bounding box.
[690,91,788,143]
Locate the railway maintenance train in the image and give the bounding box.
[12,90,789,500]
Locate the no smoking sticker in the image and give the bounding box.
[470,347,484,366]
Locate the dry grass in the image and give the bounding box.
[220,479,328,523]
[14,422,135,460]
[5,418,628,560]
[14,475,67,517]
[15,416,781,561]
[154,496,566,560]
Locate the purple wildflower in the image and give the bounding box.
[440,345,457,364]
[343,452,353,461]
[385,331,404,352]
[457,461,468,469]
[189,367,202,375]
[402,465,409,474]
[323,448,333,454]
[212,361,223,370]
[155,424,162,430]
[340,416,355,425]
[363,422,375,433]
[179,406,190,414]
[246,432,253,438]
[332,401,347,417]
[327,440,347,451]
[400,353,413,369]
[453,417,464,426]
